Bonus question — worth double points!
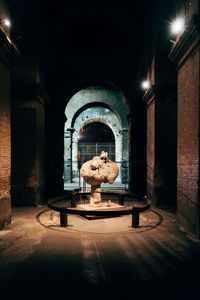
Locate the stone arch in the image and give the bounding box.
[64,87,129,130]
[64,86,129,186]
[72,107,122,161]
[76,121,123,185]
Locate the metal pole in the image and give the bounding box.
[60,212,68,227]
[119,195,124,206]
[132,209,139,228]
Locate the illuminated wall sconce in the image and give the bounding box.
[4,19,11,27]
[170,17,185,35]
[141,80,151,90]
[0,18,11,27]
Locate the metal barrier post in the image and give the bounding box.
[60,212,68,227]
[132,208,139,228]
[119,195,124,206]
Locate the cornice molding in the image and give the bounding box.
[0,28,19,68]
[168,13,200,69]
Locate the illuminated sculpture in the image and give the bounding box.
[80,151,119,207]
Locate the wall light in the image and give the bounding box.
[141,80,150,90]
[171,17,185,35]
[4,19,11,27]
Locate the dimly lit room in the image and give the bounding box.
[0,0,200,299]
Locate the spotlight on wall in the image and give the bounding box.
[171,17,185,35]
[141,80,150,90]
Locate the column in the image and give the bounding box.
[121,128,129,184]
[143,84,177,206]
[64,127,75,183]
[45,109,66,197]
[128,102,147,195]
[11,86,48,205]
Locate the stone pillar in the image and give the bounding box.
[115,133,122,183]
[10,0,50,204]
[169,13,200,239]
[11,86,48,205]
[65,127,75,183]
[121,128,129,184]
[143,85,177,206]
[0,17,18,227]
[45,109,66,197]
[64,128,71,182]
[128,100,147,196]
[128,112,141,193]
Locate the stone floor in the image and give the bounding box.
[0,203,200,300]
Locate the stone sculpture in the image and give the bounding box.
[80,151,119,207]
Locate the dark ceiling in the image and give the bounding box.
[11,0,155,107]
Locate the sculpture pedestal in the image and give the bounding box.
[90,184,101,207]
[78,202,123,210]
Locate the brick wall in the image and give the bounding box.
[155,96,177,205]
[146,99,155,201]
[145,91,177,206]
[0,62,11,228]
[177,48,200,237]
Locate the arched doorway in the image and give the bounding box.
[64,86,130,190]
[78,122,115,162]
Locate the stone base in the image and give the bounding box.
[77,202,123,211]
